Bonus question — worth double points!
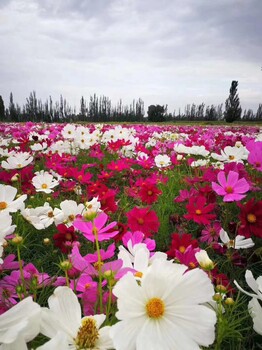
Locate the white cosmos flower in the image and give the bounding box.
[22,203,63,230]
[0,212,16,241]
[30,142,48,152]
[211,146,248,163]
[39,286,113,350]
[32,170,60,193]
[53,200,85,226]
[219,229,255,249]
[0,296,41,350]
[110,259,216,350]
[82,197,102,218]
[61,124,77,139]
[0,184,27,214]
[118,243,167,278]
[248,298,262,335]
[234,270,262,300]
[154,154,171,168]
[234,270,262,335]
[1,152,33,170]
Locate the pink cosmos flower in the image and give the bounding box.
[212,170,250,202]
[73,212,118,242]
[122,231,156,252]
[246,140,262,171]
[200,222,222,244]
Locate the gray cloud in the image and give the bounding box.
[0,0,261,113]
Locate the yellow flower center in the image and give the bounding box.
[74,318,99,349]
[68,214,75,222]
[137,218,144,224]
[225,186,233,194]
[189,262,196,269]
[0,201,7,210]
[48,211,54,218]
[147,190,153,196]
[195,209,202,215]
[65,233,72,240]
[146,297,165,319]
[228,155,235,160]
[247,213,256,223]
[134,271,143,278]
[41,183,48,189]
[94,261,104,271]
[179,246,186,253]
[228,239,235,248]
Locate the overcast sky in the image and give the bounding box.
[0,0,262,115]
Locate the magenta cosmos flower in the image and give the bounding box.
[126,207,160,237]
[212,170,250,202]
[73,212,118,242]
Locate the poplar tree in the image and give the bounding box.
[224,80,242,123]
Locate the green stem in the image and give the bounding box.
[94,226,103,313]
[65,270,70,287]
[17,245,27,298]
[106,282,113,322]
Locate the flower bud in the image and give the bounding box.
[12,236,23,245]
[60,260,72,271]
[225,297,234,306]
[43,238,51,245]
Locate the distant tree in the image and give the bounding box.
[147,104,166,122]
[9,92,19,122]
[224,81,242,123]
[256,104,262,121]
[0,96,5,121]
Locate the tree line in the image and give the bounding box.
[0,92,145,123]
[0,81,261,123]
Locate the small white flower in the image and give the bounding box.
[54,200,85,226]
[211,146,248,163]
[1,152,33,170]
[0,184,27,214]
[32,170,60,193]
[219,229,254,249]
[154,154,171,168]
[82,197,101,217]
[195,250,214,270]
[61,124,77,139]
[22,203,63,230]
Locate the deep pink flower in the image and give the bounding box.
[212,170,250,202]
[184,196,216,225]
[73,212,119,242]
[200,222,222,244]
[126,207,160,237]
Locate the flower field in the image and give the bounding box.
[0,122,262,349]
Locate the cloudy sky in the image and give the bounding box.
[0,0,262,115]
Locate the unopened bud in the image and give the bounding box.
[43,238,51,245]
[216,284,227,294]
[213,293,223,302]
[60,260,72,271]
[11,173,20,182]
[225,297,234,306]
[12,236,23,245]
